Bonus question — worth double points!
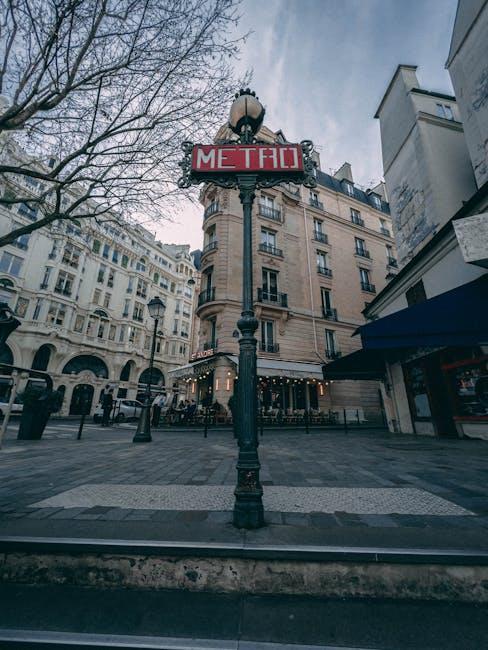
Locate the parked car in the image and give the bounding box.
[93,398,143,423]
[0,398,23,418]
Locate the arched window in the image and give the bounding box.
[0,278,14,290]
[62,355,109,378]
[136,258,146,272]
[139,367,165,386]
[94,309,109,319]
[31,344,52,371]
[119,360,134,382]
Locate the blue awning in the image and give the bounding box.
[356,275,488,350]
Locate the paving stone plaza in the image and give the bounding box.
[1,421,487,549]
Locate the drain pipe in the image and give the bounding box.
[303,206,325,364]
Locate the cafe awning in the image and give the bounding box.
[168,356,222,379]
[356,275,488,350]
[227,356,323,379]
[322,349,386,381]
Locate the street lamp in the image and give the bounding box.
[133,296,166,443]
[178,89,316,528]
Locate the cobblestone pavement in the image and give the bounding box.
[1,420,488,547]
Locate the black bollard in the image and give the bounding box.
[260,409,264,437]
[204,407,208,438]
[77,412,86,440]
[305,409,309,434]
[343,408,348,434]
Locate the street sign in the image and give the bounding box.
[191,144,304,176]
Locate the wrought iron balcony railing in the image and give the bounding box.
[317,265,333,277]
[258,204,282,222]
[260,342,280,353]
[387,257,398,268]
[313,231,328,244]
[309,198,324,210]
[351,215,365,227]
[198,287,216,306]
[258,243,283,257]
[257,288,288,308]
[322,307,338,321]
[204,201,220,219]
[380,227,391,237]
[355,248,371,258]
[325,349,342,360]
[202,240,218,255]
[361,281,376,293]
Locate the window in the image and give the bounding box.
[107,268,115,288]
[12,225,30,250]
[133,301,144,322]
[355,237,367,255]
[209,317,217,347]
[32,298,43,320]
[123,299,130,317]
[170,282,176,293]
[436,103,454,120]
[127,277,134,293]
[74,315,85,332]
[121,254,129,269]
[309,191,323,209]
[136,258,146,272]
[119,325,126,343]
[153,272,160,284]
[97,264,106,283]
[351,208,363,225]
[15,297,29,318]
[175,300,181,314]
[0,252,23,277]
[261,320,276,352]
[144,334,151,350]
[62,243,81,268]
[54,270,74,296]
[97,322,105,339]
[316,250,328,271]
[92,240,101,254]
[260,228,277,248]
[18,202,38,220]
[262,268,278,301]
[181,321,189,337]
[343,181,354,196]
[40,267,52,289]
[182,303,191,318]
[371,194,381,208]
[112,249,119,264]
[93,289,101,304]
[325,329,336,354]
[47,301,66,326]
[173,318,179,334]
[321,288,332,312]
[406,280,427,307]
[128,326,141,345]
[136,278,147,298]
[102,243,110,259]
[103,293,111,308]
[313,219,323,234]
[359,268,370,284]
[109,324,116,341]
[161,276,169,290]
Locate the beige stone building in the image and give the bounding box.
[171,127,396,420]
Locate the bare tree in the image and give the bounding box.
[0,0,244,247]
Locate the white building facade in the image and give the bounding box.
[0,145,196,416]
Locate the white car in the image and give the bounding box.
[0,399,23,417]
[93,398,143,423]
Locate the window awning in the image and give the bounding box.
[168,356,223,379]
[227,356,323,379]
[356,275,488,349]
[322,349,386,381]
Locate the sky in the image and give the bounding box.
[158,0,458,251]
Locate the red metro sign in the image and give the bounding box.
[191,144,304,176]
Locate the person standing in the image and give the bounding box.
[101,389,114,427]
[151,393,163,426]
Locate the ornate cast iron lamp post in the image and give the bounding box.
[133,296,166,443]
[178,89,316,528]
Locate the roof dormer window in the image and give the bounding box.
[343,181,354,197]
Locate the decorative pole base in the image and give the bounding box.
[132,403,152,443]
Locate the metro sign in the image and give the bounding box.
[191,144,304,176]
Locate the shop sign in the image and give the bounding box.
[190,348,216,362]
[191,144,304,175]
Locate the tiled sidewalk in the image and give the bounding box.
[1,422,488,549]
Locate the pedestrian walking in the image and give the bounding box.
[151,393,164,426]
[101,389,114,427]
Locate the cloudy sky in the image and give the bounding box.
[159,0,458,251]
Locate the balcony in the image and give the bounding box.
[317,265,333,278]
[257,288,288,308]
[361,281,376,293]
[325,349,342,360]
[351,216,365,227]
[39,282,49,290]
[313,231,328,244]
[355,248,371,259]
[322,307,338,321]
[180,331,189,338]
[258,243,283,257]
[381,227,391,237]
[198,287,215,306]
[54,286,72,297]
[309,198,324,210]
[132,314,144,323]
[387,257,398,268]
[281,183,300,199]
[258,204,282,222]
[260,342,280,353]
[204,201,220,220]
[202,240,218,255]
